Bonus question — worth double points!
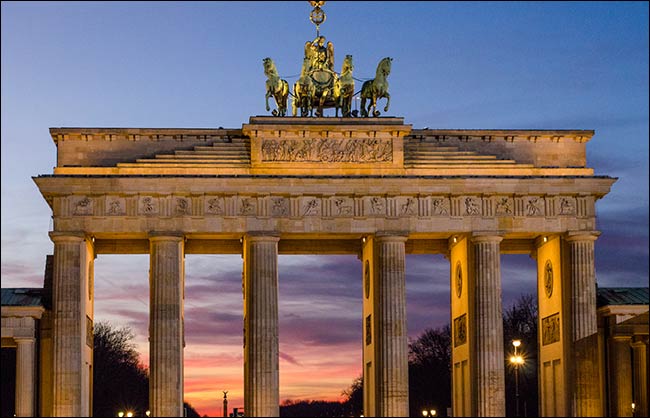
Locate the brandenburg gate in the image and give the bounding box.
[32,3,615,417]
[35,116,615,417]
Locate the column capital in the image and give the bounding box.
[14,337,35,344]
[148,231,184,241]
[245,231,280,243]
[375,231,409,242]
[565,230,601,242]
[49,231,87,243]
[470,233,503,244]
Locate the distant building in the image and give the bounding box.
[597,287,649,417]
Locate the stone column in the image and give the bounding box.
[243,233,280,417]
[50,231,92,417]
[566,232,602,416]
[472,234,505,417]
[15,337,35,417]
[375,233,409,417]
[608,336,633,416]
[149,233,185,417]
[631,338,648,418]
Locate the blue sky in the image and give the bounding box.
[2,1,648,414]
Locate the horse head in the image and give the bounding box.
[341,55,354,76]
[263,57,277,78]
[377,57,392,78]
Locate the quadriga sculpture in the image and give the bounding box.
[263,57,289,117]
[360,57,392,117]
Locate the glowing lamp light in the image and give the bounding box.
[117,413,124,418]
[146,411,151,417]
[512,340,521,348]
[422,410,429,416]
[126,413,133,418]
[430,410,437,416]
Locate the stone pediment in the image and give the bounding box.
[49,117,596,177]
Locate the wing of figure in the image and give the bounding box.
[327,41,335,70]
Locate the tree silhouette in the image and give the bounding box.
[93,321,203,417]
[93,321,149,417]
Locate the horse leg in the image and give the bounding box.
[383,92,390,112]
[360,97,368,117]
[265,90,271,112]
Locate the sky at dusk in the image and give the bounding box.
[1,2,648,416]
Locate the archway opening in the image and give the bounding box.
[278,254,362,414]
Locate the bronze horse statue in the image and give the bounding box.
[263,57,289,116]
[292,57,316,117]
[360,57,392,117]
[336,55,355,117]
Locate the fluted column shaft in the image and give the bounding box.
[50,232,91,417]
[15,337,35,417]
[243,234,280,417]
[631,339,648,417]
[149,234,185,417]
[375,234,409,417]
[566,232,602,416]
[472,235,505,417]
[609,336,633,416]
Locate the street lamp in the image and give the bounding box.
[422,410,429,417]
[430,409,437,416]
[510,340,525,416]
[117,412,124,418]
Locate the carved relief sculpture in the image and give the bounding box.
[73,197,93,216]
[542,313,561,345]
[206,197,224,215]
[271,198,289,217]
[431,197,450,215]
[261,138,392,163]
[464,197,481,215]
[560,197,576,215]
[495,197,513,215]
[526,197,543,216]
[334,197,353,215]
[454,314,467,347]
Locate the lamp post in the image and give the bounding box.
[510,340,524,416]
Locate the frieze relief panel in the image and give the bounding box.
[138,196,159,216]
[270,197,290,217]
[238,196,257,217]
[105,196,126,216]
[60,193,595,221]
[330,196,354,216]
[301,197,322,216]
[364,196,386,217]
[72,196,94,216]
[260,137,393,163]
[205,196,225,216]
[173,196,191,216]
[430,197,450,216]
